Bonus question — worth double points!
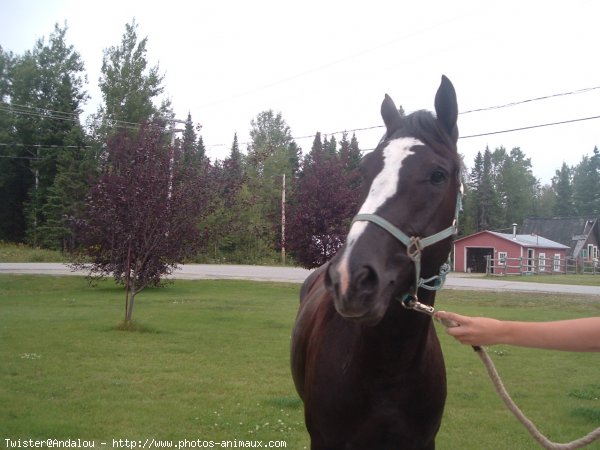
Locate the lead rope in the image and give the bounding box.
[404,298,600,450]
[474,345,600,450]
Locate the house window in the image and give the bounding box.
[498,252,507,264]
[587,244,594,261]
[539,252,546,272]
[553,254,561,272]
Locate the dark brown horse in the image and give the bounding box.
[291,76,461,449]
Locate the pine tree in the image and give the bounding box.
[339,132,362,174]
[552,162,574,216]
[324,135,337,158]
[3,24,88,245]
[0,46,20,241]
[180,112,205,171]
[197,135,206,161]
[478,147,495,230]
[306,132,323,165]
[501,147,539,226]
[39,143,95,250]
[572,148,600,215]
[225,132,243,183]
[181,112,197,164]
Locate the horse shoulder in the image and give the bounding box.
[291,263,332,399]
[299,263,329,303]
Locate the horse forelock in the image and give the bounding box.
[402,110,458,154]
[336,137,423,296]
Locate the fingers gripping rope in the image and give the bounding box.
[404,299,600,450]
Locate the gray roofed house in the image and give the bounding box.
[521,217,599,260]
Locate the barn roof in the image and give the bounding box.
[488,231,570,249]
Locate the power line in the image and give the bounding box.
[7,111,597,157]
[0,102,145,132]
[459,114,600,139]
[2,84,600,152]
[459,85,600,115]
[0,155,42,160]
[1,101,80,119]
[201,86,600,150]
[0,143,92,149]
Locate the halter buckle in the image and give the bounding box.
[406,236,423,261]
[401,293,418,309]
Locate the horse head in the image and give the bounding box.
[325,75,461,325]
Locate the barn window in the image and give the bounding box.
[498,252,507,263]
[553,254,561,272]
[539,252,546,272]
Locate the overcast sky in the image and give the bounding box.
[2,0,599,184]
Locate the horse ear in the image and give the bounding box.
[381,94,403,135]
[434,75,458,142]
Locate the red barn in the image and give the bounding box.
[453,230,570,274]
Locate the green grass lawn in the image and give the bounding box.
[1,275,599,449]
[485,273,600,287]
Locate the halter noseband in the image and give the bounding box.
[350,188,462,306]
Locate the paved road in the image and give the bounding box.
[1,263,599,296]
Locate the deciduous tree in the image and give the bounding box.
[245,110,300,260]
[94,19,171,140]
[287,133,361,268]
[74,121,211,324]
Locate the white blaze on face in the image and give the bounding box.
[337,137,423,295]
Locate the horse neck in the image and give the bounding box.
[362,290,438,364]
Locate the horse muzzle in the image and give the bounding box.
[325,260,401,325]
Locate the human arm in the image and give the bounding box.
[434,311,600,352]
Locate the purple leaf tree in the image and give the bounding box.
[73,121,211,324]
[287,132,362,268]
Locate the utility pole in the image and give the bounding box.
[167,118,186,199]
[281,173,286,265]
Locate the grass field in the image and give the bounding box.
[486,273,600,287]
[1,275,599,449]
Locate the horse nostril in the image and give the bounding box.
[355,265,378,295]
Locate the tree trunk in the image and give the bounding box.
[126,277,136,323]
[124,244,132,323]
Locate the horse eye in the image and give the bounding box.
[430,170,446,185]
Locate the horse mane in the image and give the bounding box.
[399,110,458,153]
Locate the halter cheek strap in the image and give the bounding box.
[351,189,462,303]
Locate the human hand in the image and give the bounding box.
[434,311,505,346]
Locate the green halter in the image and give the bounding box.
[351,188,462,303]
